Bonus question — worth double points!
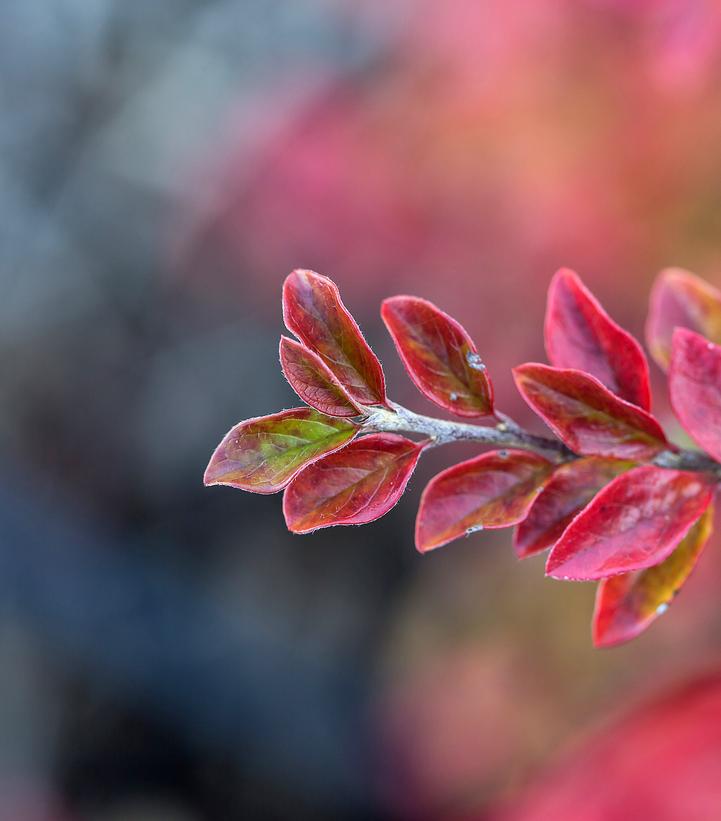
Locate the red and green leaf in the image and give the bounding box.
[669,328,721,462]
[415,450,554,553]
[279,336,358,417]
[513,364,668,460]
[593,505,714,648]
[204,408,357,493]
[545,268,651,410]
[283,433,425,533]
[646,267,721,370]
[546,465,714,581]
[381,295,493,417]
[282,269,386,406]
[514,457,635,558]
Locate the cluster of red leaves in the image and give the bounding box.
[205,270,429,535]
[206,267,721,647]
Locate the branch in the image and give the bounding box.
[362,401,721,478]
[652,448,721,476]
[362,402,574,460]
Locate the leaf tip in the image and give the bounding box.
[380,294,404,312]
[591,625,617,650]
[543,555,563,578]
[551,266,580,286]
[510,363,534,390]
[544,549,583,581]
[413,523,426,556]
[414,507,439,554]
[203,447,223,487]
[546,267,583,311]
[282,268,301,292]
[414,534,436,555]
[512,533,533,560]
[202,469,217,487]
[281,486,309,534]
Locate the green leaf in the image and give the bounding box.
[204,407,357,493]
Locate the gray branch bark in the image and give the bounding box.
[361,402,721,477]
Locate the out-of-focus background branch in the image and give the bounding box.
[4,1,721,818]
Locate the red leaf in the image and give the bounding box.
[381,295,493,417]
[669,328,721,462]
[546,465,714,580]
[283,433,425,533]
[514,456,635,558]
[282,269,386,406]
[593,505,714,648]
[513,364,668,460]
[415,450,554,553]
[646,267,721,370]
[545,268,651,410]
[204,408,357,493]
[279,336,358,417]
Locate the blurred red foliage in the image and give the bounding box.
[492,668,721,821]
[181,0,721,358]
